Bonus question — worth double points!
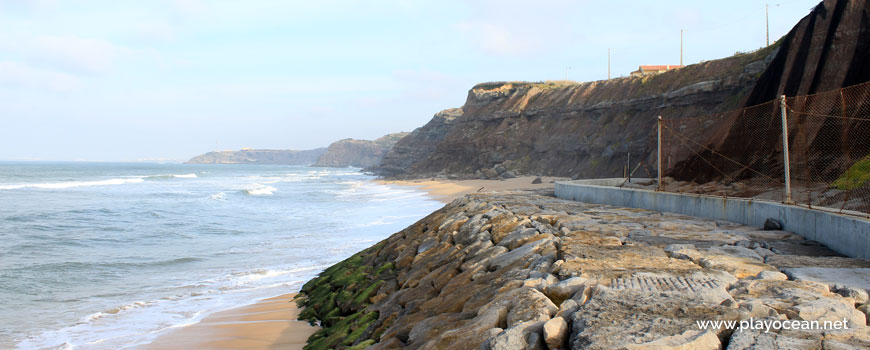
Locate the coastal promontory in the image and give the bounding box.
[184,148,327,165]
[313,133,409,168]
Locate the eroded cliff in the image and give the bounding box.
[314,133,409,168]
[672,0,870,184]
[373,47,778,179]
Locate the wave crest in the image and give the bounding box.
[242,184,277,196]
[0,178,145,190]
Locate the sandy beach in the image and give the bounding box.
[379,176,567,203]
[145,294,317,350]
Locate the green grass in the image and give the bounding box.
[832,156,870,190]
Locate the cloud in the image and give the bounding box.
[0,61,81,91]
[25,35,132,75]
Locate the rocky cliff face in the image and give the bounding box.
[672,0,870,183]
[366,109,462,176]
[184,148,326,165]
[297,192,870,349]
[313,133,410,168]
[372,48,777,179]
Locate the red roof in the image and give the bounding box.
[639,65,684,71]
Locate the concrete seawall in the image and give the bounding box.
[555,179,870,259]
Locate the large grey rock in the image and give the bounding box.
[461,245,508,272]
[417,306,507,350]
[726,328,820,349]
[625,329,720,349]
[507,288,558,327]
[782,267,870,298]
[497,227,541,249]
[555,299,580,318]
[543,316,569,350]
[488,321,545,350]
[763,218,783,230]
[544,277,589,302]
[483,168,500,179]
[755,270,788,281]
[488,238,558,271]
[794,298,865,327]
[570,286,734,349]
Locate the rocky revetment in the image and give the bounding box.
[296,191,870,349]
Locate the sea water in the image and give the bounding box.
[0,162,442,349]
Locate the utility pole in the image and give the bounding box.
[767,3,779,46]
[607,48,611,79]
[680,29,685,66]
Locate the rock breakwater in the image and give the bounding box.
[297,192,870,349]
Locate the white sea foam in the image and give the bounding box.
[4,165,439,350]
[16,264,324,350]
[241,184,277,196]
[209,192,227,200]
[0,178,145,190]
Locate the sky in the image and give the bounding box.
[0,0,822,162]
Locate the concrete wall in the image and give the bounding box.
[555,179,870,259]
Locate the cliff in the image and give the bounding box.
[372,47,779,179]
[313,133,410,168]
[366,109,462,176]
[297,192,870,349]
[184,148,326,165]
[671,0,870,183]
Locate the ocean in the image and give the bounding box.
[0,162,442,349]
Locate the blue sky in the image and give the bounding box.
[0,0,821,161]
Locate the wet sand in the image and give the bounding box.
[145,294,317,350]
[379,176,566,203]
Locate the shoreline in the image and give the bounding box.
[144,176,563,349]
[378,176,567,203]
[145,293,317,350]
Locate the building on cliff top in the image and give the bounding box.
[630,64,684,77]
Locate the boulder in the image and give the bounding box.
[555,299,580,318]
[544,277,589,302]
[543,316,569,350]
[763,218,783,230]
[488,239,558,271]
[755,270,788,281]
[488,321,546,350]
[726,328,820,350]
[507,288,558,327]
[858,304,870,325]
[625,329,720,350]
[483,168,500,179]
[532,177,543,184]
